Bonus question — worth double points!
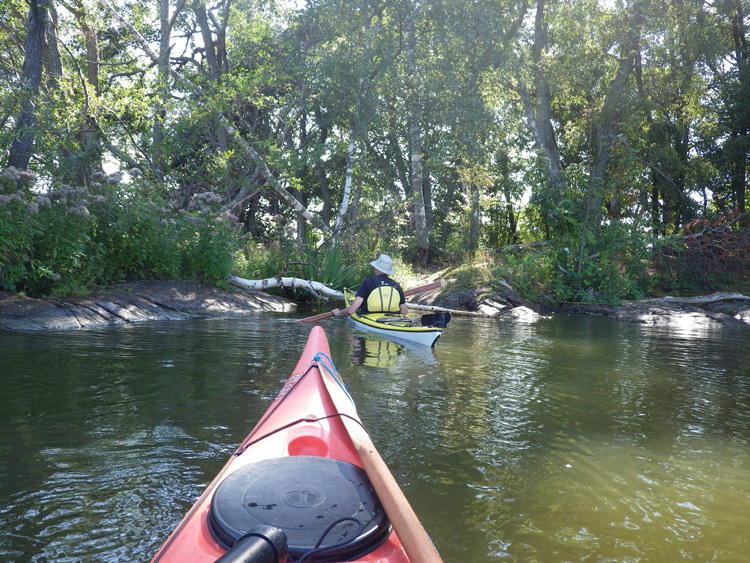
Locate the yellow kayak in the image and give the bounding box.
[345,290,450,347]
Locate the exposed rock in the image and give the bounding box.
[417,283,749,328]
[501,305,545,322]
[556,293,750,328]
[0,280,294,332]
[2,279,747,332]
[475,299,511,317]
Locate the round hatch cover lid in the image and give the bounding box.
[209,456,391,560]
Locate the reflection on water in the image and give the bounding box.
[1,314,748,562]
[344,331,438,369]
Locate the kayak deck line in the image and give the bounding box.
[234,411,369,458]
[150,327,435,563]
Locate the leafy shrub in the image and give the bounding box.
[0,177,244,297]
[498,219,654,304]
[0,193,45,291]
[181,215,241,287]
[290,241,360,290]
[233,242,288,280]
[499,248,558,302]
[96,194,183,283]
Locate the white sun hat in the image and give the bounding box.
[370,254,396,275]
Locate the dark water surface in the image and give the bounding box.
[1,313,749,562]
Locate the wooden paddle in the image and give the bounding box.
[403,280,442,296]
[317,361,443,563]
[297,280,442,324]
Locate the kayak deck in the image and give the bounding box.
[150,327,411,563]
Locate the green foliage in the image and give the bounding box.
[293,241,360,290]
[233,242,288,280]
[0,178,242,297]
[499,248,558,303]
[498,219,654,305]
[0,193,45,291]
[181,215,241,288]
[97,194,182,284]
[2,0,747,304]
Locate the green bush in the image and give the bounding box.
[0,193,45,291]
[0,178,244,297]
[497,219,654,304]
[233,242,288,280]
[181,215,241,287]
[96,196,183,283]
[291,241,360,290]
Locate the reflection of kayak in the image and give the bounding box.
[349,334,439,369]
[151,327,426,563]
[345,290,450,348]
[351,334,403,368]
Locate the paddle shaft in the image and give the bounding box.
[319,367,443,563]
[297,311,335,323]
[298,280,442,324]
[403,280,442,296]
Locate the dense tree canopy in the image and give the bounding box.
[1,0,748,298]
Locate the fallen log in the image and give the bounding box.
[229,275,343,300]
[229,275,443,302]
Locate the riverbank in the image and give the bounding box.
[1,279,748,331]
[0,280,294,331]
[410,283,750,328]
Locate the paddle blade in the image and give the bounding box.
[420,312,451,327]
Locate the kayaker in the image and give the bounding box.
[332,254,408,317]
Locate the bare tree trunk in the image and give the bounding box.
[439,168,457,251]
[576,1,642,271]
[503,187,518,244]
[730,0,748,213]
[43,2,63,86]
[422,156,432,230]
[65,0,104,185]
[404,4,429,264]
[515,0,563,181]
[470,183,480,251]
[195,0,232,196]
[8,0,50,171]
[153,0,187,178]
[333,126,356,240]
[316,163,332,224]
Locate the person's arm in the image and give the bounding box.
[397,283,408,315]
[332,295,364,317]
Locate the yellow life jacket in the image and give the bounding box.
[366,283,401,313]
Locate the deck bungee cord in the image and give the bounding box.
[235,352,365,456]
[234,411,368,456]
[295,517,366,563]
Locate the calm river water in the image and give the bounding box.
[1,312,749,562]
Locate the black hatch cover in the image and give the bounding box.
[209,456,391,561]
